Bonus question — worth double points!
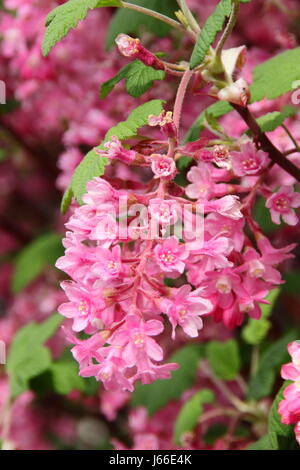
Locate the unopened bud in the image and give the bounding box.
[217,78,250,107]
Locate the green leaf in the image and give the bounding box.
[37,314,64,343]
[268,383,292,438]
[71,150,108,206]
[247,434,274,450]
[61,185,73,215]
[250,47,300,102]
[50,358,87,395]
[267,382,295,450]
[174,389,215,444]
[100,63,132,99]
[100,60,165,99]
[190,0,232,69]
[242,288,281,346]
[248,330,299,400]
[106,0,177,49]
[42,0,123,56]
[12,233,64,293]
[247,106,297,134]
[184,101,232,142]
[207,339,241,381]
[71,99,164,203]
[7,315,63,397]
[131,344,204,415]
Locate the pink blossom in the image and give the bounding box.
[58,281,105,332]
[154,237,188,274]
[204,195,243,220]
[149,198,180,226]
[115,34,163,69]
[97,136,136,164]
[92,245,124,281]
[110,315,164,365]
[279,342,300,430]
[151,154,176,179]
[186,163,213,200]
[231,142,268,176]
[161,285,212,338]
[266,186,300,225]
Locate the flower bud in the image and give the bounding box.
[217,78,250,107]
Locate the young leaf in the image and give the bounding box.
[71,99,164,204]
[184,101,232,142]
[250,47,300,102]
[207,339,241,381]
[174,389,215,444]
[190,0,232,69]
[106,0,178,49]
[61,185,74,215]
[6,315,63,398]
[247,330,299,400]
[42,0,123,56]
[12,233,64,293]
[100,60,165,99]
[131,344,205,415]
[242,288,281,346]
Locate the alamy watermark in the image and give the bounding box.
[0,80,6,105]
[0,340,6,365]
[95,197,205,243]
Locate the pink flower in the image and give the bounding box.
[97,136,136,164]
[295,422,300,445]
[115,34,139,57]
[149,198,180,226]
[231,142,268,176]
[110,315,164,365]
[115,34,163,69]
[151,154,176,179]
[204,195,243,220]
[56,232,94,282]
[62,326,108,368]
[205,213,245,251]
[237,246,284,284]
[81,356,134,392]
[256,235,296,265]
[266,186,300,225]
[154,237,188,274]
[161,285,212,338]
[92,245,123,281]
[278,342,300,432]
[281,342,300,382]
[58,281,105,332]
[186,236,233,285]
[148,111,176,137]
[186,163,212,200]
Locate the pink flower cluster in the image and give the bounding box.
[279,341,300,444]
[56,106,297,390]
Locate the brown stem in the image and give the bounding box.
[232,104,300,182]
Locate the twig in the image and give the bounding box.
[122,2,197,41]
[232,104,300,182]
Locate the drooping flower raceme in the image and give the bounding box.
[56,110,296,390]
